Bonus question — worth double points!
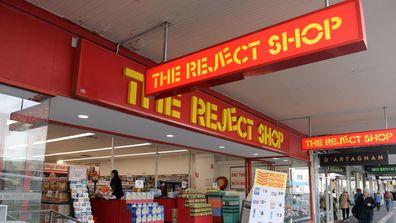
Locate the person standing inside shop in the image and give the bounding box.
[374,192,382,211]
[384,190,393,212]
[339,190,351,221]
[355,188,375,223]
[110,170,124,199]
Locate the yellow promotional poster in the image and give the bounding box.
[249,169,288,223]
[254,169,287,190]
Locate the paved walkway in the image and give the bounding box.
[335,204,396,223]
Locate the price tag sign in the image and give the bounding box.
[135,180,144,188]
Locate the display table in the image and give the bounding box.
[154,198,177,223]
[91,199,131,223]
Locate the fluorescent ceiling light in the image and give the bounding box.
[77,114,89,119]
[283,160,288,162]
[63,149,187,162]
[45,147,111,157]
[158,149,188,154]
[218,146,225,149]
[34,132,95,145]
[116,152,156,158]
[273,158,279,160]
[45,142,151,157]
[166,134,175,138]
[253,153,259,156]
[63,155,111,162]
[8,144,28,149]
[6,120,17,125]
[57,160,64,164]
[115,143,151,149]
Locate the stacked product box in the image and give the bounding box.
[222,195,240,223]
[180,189,212,217]
[207,190,225,223]
[70,180,94,223]
[126,192,164,223]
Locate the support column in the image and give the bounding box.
[309,151,320,223]
[155,144,159,188]
[346,166,352,195]
[111,137,115,170]
[325,168,331,223]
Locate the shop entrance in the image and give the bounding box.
[314,146,396,223]
[0,84,50,222]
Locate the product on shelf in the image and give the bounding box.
[42,177,70,203]
[70,180,94,223]
[125,191,164,223]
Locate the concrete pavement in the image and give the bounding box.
[335,204,396,223]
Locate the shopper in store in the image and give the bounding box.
[374,192,382,211]
[384,190,393,212]
[339,189,351,221]
[110,170,124,199]
[354,188,375,223]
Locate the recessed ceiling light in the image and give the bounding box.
[77,114,89,119]
[219,146,225,149]
[166,134,175,138]
[273,158,279,160]
[253,153,259,156]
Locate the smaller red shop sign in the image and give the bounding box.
[44,163,69,174]
[302,129,396,151]
[146,0,366,97]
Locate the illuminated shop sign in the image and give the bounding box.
[302,129,396,151]
[146,0,366,97]
[75,40,298,154]
[319,151,388,166]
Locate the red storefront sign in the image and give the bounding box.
[146,0,366,97]
[75,40,299,154]
[302,129,396,150]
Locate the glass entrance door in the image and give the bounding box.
[0,84,50,222]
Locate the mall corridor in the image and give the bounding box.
[336,205,396,223]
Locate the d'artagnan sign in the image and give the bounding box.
[145,0,366,97]
[302,129,396,151]
[75,40,308,155]
[319,151,388,166]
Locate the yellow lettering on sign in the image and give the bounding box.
[124,67,181,119]
[156,95,182,119]
[124,68,150,109]
[257,124,284,149]
[269,16,342,55]
[189,96,258,141]
[152,66,181,89]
